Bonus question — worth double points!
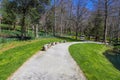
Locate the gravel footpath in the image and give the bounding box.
[8,42,87,80]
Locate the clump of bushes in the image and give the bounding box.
[113,45,120,53]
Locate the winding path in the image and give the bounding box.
[8,42,87,80]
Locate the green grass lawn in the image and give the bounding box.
[0,38,71,80]
[69,43,120,80]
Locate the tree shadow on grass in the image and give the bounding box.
[104,50,120,71]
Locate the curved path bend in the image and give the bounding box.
[8,42,87,80]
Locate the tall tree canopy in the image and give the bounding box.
[2,0,50,39]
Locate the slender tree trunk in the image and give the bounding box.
[76,30,78,40]
[44,24,47,36]
[95,35,99,41]
[117,8,120,42]
[70,27,72,35]
[53,0,56,36]
[0,19,1,32]
[0,26,1,32]
[76,22,78,40]
[13,22,16,30]
[109,23,113,44]
[60,0,64,36]
[35,24,39,38]
[103,0,108,43]
[27,24,30,34]
[21,11,26,40]
[75,0,81,40]
[33,25,35,38]
[32,24,34,36]
[68,0,72,36]
[34,24,39,38]
[60,13,63,36]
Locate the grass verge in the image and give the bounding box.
[69,43,120,80]
[0,38,69,80]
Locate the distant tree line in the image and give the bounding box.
[0,0,120,44]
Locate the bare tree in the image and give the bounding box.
[73,0,88,40]
[53,0,56,36]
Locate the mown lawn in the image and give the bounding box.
[69,43,120,80]
[0,38,69,80]
[0,39,40,53]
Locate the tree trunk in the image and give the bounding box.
[21,11,26,40]
[53,0,56,36]
[95,35,99,41]
[32,25,34,36]
[60,0,63,36]
[44,24,47,36]
[116,8,120,42]
[103,0,108,43]
[60,14,63,36]
[13,22,16,30]
[76,22,78,40]
[0,26,1,32]
[0,20,1,32]
[35,24,39,38]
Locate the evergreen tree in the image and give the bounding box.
[2,0,50,40]
[2,0,17,29]
[92,10,104,41]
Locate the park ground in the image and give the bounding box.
[0,37,120,80]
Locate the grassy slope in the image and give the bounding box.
[69,43,120,80]
[0,39,40,53]
[0,38,68,80]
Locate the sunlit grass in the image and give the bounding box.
[69,43,120,80]
[0,38,69,80]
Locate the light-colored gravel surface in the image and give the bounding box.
[8,42,87,80]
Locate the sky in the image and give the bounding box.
[51,0,94,10]
[0,0,94,10]
[0,0,94,11]
[73,0,94,10]
[86,1,94,10]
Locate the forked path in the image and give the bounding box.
[8,42,87,80]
